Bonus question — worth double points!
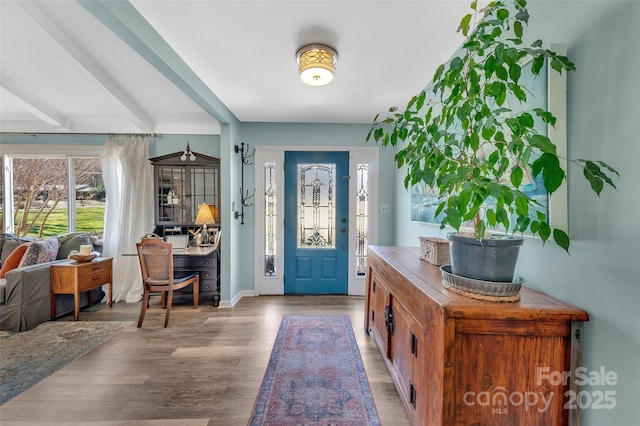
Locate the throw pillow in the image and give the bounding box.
[0,241,33,278]
[57,233,93,260]
[1,236,32,265]
[19,237,59,267]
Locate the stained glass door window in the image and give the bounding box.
[297,163,335,249]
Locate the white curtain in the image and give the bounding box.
[101,135,154,303]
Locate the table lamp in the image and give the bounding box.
[195,203,217,246]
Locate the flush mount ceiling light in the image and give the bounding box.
[296,44,338,86]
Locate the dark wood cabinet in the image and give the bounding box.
[365,245,588,426]
[173,248,219,307]
[150,150,221,306]
[150,151,220,228]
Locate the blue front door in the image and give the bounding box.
[284,151,349,294]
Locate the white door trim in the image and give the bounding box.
[253,145,379,296]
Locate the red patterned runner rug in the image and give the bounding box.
[248,315,381,425]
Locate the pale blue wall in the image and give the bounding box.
[237,122,395,294]
[391,2,640,424]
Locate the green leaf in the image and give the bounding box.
[447,208,462,230]
[528,134,557,154]
[482,126,496,140]
[515,10,529,24]
[531,55,545,75]
[538,221,551,243]
[488,183,502,199]
[496,207,510,231]
[584,160,618,190]
[509,63,522,83]
[534,108,556,126]
[486,209,497,227]
[469,133,480,151]
[533,153,564,193]
[496,88,507,106]
[518,112,534,129]
[458,13,473,36]
[422,167,435,186]
[511,166,523,188]
[516,215,531,233]
[583,167,604,195]
[497,8,509,21]
[514,20,523,38]
[596,160,620,178]
[550,56,565,74]
[484,55,497,77]
[496,65,508,81]
[450,56,464,72]
[510,83,527,102]
[553,228,570,253]
[530,220,540,234]
[476,220,486,240]
[515,195,529,216]
[415,92,425,111]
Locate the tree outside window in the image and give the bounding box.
[4,156,105,238]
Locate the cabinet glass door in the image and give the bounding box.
[190,167,220,222]
[157,166,188,223]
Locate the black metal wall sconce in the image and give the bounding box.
[234,142,256,225]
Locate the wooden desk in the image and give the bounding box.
[172,246,220,306]
[125,245,220,306]
[50,257,113,321]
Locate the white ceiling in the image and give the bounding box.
[0,1,613,135]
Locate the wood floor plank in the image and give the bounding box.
[0,295,410,425]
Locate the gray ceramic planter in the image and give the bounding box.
[447,233,524,282]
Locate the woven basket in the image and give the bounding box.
[419,237,451,266]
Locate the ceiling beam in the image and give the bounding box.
[0,70,70,130]
[78,0,238,126]
[5,0,155,132]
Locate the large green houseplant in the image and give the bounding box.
[368,0,618,282]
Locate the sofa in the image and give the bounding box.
[0,232,105,332]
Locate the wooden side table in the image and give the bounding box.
[50,257,113,321]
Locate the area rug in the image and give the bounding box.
[248,315,380,425]
[0,320,133,405]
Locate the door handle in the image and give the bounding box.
[340,228,347,234]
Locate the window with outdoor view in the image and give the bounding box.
[3,156,105,238]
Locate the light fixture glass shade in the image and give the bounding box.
[181,141,196,162]
[296,44,338,86]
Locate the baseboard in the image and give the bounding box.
[218,290,255,308]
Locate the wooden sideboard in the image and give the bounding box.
[364,246,589,426]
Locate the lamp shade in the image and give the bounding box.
[195,203,216,225]
[296,44,338,86]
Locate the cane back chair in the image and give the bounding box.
[136,236,199,327]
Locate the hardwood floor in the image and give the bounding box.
[0,295,411,426]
